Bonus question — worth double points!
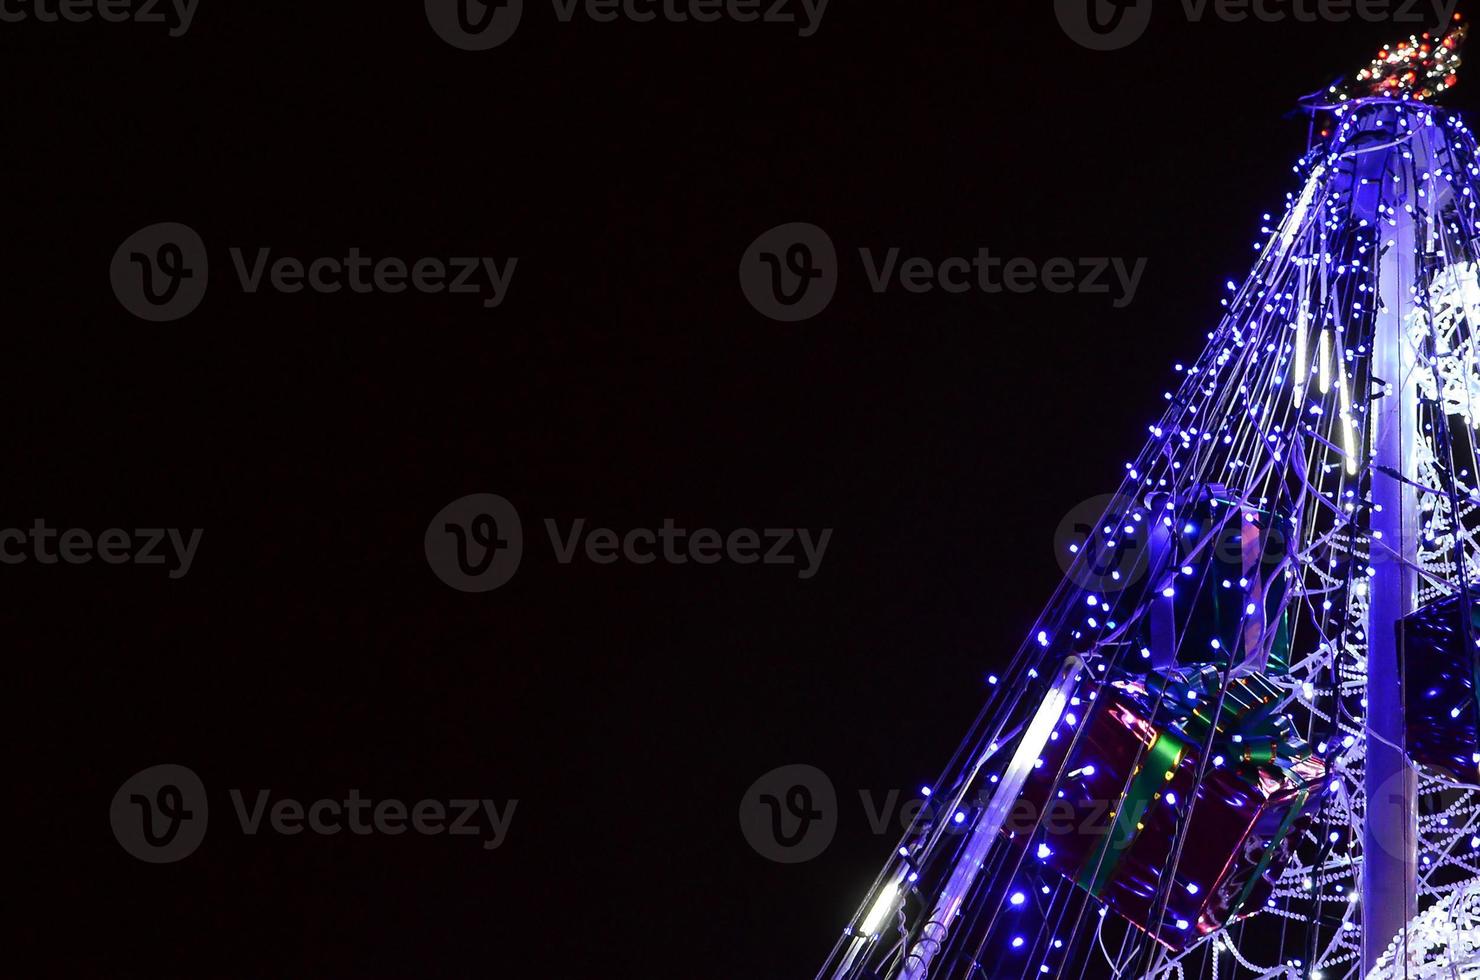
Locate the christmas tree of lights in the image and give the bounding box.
[816,17,1480,980]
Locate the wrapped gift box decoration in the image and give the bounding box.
[1140,485,1294,678]
[1001,668,1328,951]
[1401,593,1480,785]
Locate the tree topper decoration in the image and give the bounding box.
[1327,14,1467,104]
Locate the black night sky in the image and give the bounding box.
[8,2,1478,977]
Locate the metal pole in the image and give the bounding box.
[1361,110,1430,975]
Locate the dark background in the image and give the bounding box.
[7,1,1474,977]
